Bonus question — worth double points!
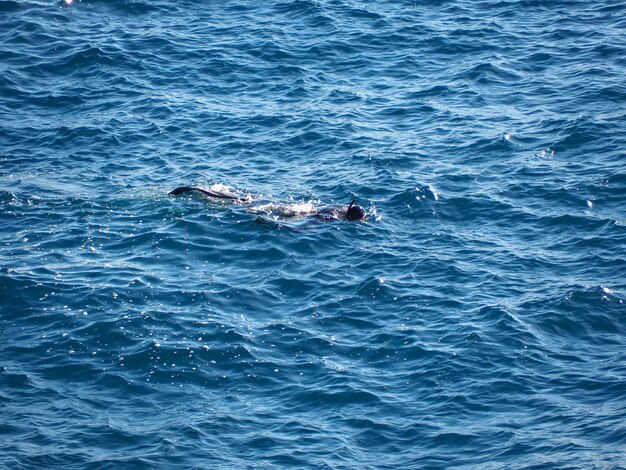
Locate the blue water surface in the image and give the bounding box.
[1,0,625,468]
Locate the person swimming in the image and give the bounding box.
[169,186,366,221]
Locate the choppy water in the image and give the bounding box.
[1,0,625,468]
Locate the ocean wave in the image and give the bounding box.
[2,0,625,467]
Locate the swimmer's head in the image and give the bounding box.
[346,200,365,221]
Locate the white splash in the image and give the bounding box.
[249,200,318,218]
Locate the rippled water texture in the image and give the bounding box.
[1,0,625,468]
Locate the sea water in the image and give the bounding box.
[1,0,625,468]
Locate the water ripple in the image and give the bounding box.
[1,0,625,468]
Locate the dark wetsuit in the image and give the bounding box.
[170,187,365,221]
[169,186,241,201]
